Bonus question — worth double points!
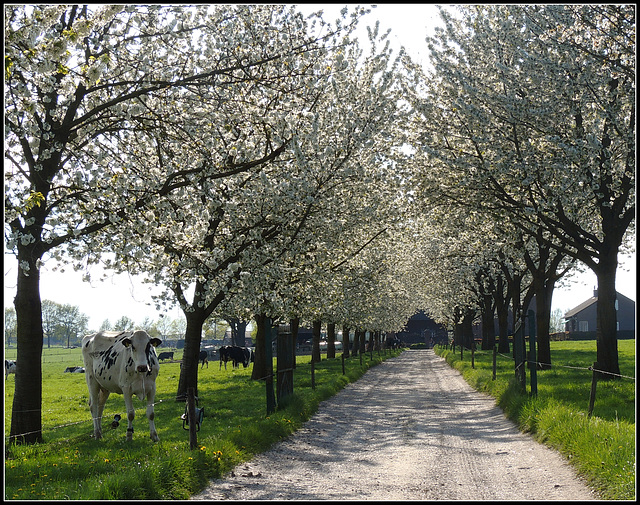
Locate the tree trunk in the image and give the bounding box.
[494,277,510,353]
[359,329,366,355]
[352,328,360,357]
[311,320,321,363]
[228,318,248,347]
[522,237,567,371]
[327,322,336,359]
[290,317,299,369]
[508,276,524,358]
[480,293,495,350]
[342,326,350,358]
[594,256,620,380]
[534,278,555,370]
[454,321,463,349]
[252,314,268,380]
[176,309,207,399]
[462,309,475,349]
[10,256,44,444]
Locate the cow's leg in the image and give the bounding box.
[123,389,136,441]
[86,377,106,439]
[145,384,159,442]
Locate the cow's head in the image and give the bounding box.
[122,330,162,373]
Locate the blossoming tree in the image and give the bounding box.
[4,4,369,443]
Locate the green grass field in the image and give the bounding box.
[434,339,636,500]
[4,346,401,500]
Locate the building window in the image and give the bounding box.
[579,320,589,332]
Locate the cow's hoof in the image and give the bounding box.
[150,433,159,442]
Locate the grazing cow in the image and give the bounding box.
[220,346,251,369]
[5,360,17,379]
[82,330,162,442]
[64,366,85,373]
[385,337,401,350]
[219,346,229,369]
[199,350,208,369]
[157,351,174,361]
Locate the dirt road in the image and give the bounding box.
[191,349,596,500]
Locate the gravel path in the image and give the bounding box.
[191,349,596,500]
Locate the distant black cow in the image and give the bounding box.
[385,337,401,350]
[199,350,208,369]
[219,346,252,369]
[157,351,174,361]
[64,366,85,373]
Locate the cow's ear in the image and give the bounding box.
[150,338,162,348]
[122,338,132,348]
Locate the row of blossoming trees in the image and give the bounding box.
[5,5,634,444]
[402,5,634,378]
[5,5,418,443]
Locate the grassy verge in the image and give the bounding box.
[4,347,402,500]
[434,340,635,500]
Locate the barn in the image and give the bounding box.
[394,311,448,346]
[564,289,636,340]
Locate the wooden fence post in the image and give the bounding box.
[187,387,197,450]
[471,345,475,369]
[311,360,316,390]
[492,345,497,380]
[265,319,276,415]
[513,321,526,393]
[588,362,598,417]
[527,310,537,397]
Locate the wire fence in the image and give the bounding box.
[6,349,386,443]
[439,343,635,381]
[5,398,171,444]
[484,347,635,380]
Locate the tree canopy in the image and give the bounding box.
[5,4,634,444]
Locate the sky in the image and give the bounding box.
[4,4,636,330]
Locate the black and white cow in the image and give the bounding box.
[199,350,208,369]
[82,330,162,441]
[219,346,228,369]
[219,346,252,369]
[5,359,17,379]
[64,366,85,373]
[157,351,174,361]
